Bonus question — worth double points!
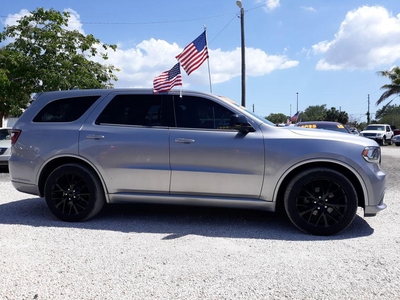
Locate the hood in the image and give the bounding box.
[286,126,378,146]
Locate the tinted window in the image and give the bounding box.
[96,94,169,126]
[297,123,350,133]
[33,96,100,122]
[173,96,234,129]
[0,129,10,140]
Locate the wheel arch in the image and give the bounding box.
[38,156,108,201]
[275,161,365,212]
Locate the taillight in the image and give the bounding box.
[11,129,21,145]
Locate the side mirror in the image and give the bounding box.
[229,114,255,133]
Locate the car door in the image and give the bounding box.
[169,95,265,198]
[79,92,172,195]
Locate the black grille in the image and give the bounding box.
[0,148,6,155]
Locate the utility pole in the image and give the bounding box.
[367,94,370,124]
[236,1,246,107]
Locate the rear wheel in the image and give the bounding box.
[44,163,105,222]
[284,168,358,236]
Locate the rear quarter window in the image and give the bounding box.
[33,96,100,122]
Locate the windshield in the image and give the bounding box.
[217,95,275,126]
[365,125,385,131]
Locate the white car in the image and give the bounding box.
[0,128,11,166]
[359,124,394,146]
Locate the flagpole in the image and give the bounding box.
[204,26,212,93]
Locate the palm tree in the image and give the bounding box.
[376,66,400,106]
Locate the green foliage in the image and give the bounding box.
[300,105,327,122]
[375,104,400,128]
[376,66,400,106]
[0,7,119,122]
[375,103,400,119]
[265,113,288,124]
[268,104,350,125]
[325,107,349,124]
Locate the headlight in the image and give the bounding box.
[362,146,381,164]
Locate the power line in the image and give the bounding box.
[0,12,237,25]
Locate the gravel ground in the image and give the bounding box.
[0,147,399,299]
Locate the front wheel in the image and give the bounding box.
[44,163,105,222]
[284,168,358,236]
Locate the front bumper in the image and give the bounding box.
[364,191,387,217]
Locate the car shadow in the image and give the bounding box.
[0,197,374,241]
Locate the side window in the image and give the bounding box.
[96,94,167,126]
[0,129,10,140]
[173,96,234,129]
[33,96,100,122]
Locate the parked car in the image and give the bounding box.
[0,128,11,166]
[295,121,352,134]
[393,134,400,146]
[349,127,359,135]
[359,124,394,146]
[9,89,387,236]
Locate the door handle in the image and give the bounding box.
[174,138,195,144]
[86,134,105,140]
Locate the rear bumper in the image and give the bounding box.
[11,180,40,197]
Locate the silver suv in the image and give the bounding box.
[9,89,387,235]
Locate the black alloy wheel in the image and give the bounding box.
[284,168,358,236]
[44,164,105,222]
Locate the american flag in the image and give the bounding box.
[291,111,300,123]
[176,31,209,75]
[153,63,182,93]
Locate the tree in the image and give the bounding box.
[375,104,400,128]
[0,8,119,126]
[326,107,349,124]
[0,48,33,120]
[337,111,349,124]
[376,66,400,106]
[301,105,327,121]
[265,113,288,124]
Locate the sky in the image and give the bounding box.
[2,1,400,123]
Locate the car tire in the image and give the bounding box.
[44,163,105,222]
[284,168,358,236]
[396,143,400,147]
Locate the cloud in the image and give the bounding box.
[99,40,299,88]
[301,6,316,12]
[312,5,400,71]
[3,8,83,31]
[2,9,30,26]
[64,9,85,34]
[266,0,280,11]
[256,0,280,12]
[4,8,298,89]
